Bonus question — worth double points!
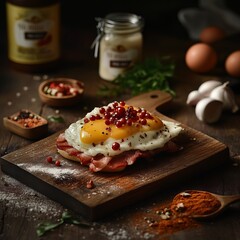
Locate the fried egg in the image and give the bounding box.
[64,101,183,157]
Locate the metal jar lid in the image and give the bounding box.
[91,12,144,57]
[102,12,144,33]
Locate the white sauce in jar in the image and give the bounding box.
[95,13,144,81]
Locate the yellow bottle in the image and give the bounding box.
[6,0,61,72]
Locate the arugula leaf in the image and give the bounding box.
[36,210,91,237]
[36,220,63,237]
[98,57,176,97]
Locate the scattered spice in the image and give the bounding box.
[171,190,221,216]
[7,109,46,128]
[131,190,222,236]
[153,190,221,234]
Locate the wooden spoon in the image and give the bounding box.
[192,191,240,219]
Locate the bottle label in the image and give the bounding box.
[6,3,60,64]
[100,45,140,81]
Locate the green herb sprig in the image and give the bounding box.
[98,57,176,97]
[36,210,91,237]
[47,115,65,123]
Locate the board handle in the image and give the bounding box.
[126,90,172,112]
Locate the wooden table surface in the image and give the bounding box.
[0,27,240,240]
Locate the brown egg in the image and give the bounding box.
[199,26,226,44]
[225,50,240,77]
[185,43,218,73]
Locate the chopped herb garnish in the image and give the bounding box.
[47,115,65,123]
[36,210,91,237]
[98,57,176,97]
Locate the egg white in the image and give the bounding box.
[64,105,183,157]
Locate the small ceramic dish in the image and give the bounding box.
[3,109,48,140]
[38,78,84,107]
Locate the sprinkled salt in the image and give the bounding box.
[0,175,62,217]
[17,163,80,178]
[31,98,36,102]
[33,75,41,81]
[43,74,49,80]
[16,92,21,97]
[180,192,191,197]
[7,101,12,106]
[23,86,29,91]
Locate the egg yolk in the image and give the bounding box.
[80,117,163,144]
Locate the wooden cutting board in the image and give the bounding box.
[0,90,229,220]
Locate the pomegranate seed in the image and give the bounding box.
[126,119,132,126]
[105,119,111,125]
[46,156,53,163]
[90,115,96,121]
[113,102,118,108]
[84,118,89,123]
[112,142,120,151]
[116,121,123,128]
[55,160,61,166]
[139,112,146,119]
[104,112,111,119]
[119,118,126,125]
[116,107,125,117]
[145,112,151,118]
[140,119,147,125]
[119,101,125,106]
[95,114,101,120]
[99,107,105,114]
[107,107,113,112]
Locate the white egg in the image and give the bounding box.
[64,102,183,157]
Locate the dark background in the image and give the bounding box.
[1,0,240,58]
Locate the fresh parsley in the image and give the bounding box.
[36,210,91,237]
[98,57,176,97]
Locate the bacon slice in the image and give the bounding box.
[56,133,180,172]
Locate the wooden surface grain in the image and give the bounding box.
[1,91,230,221]
[0,27,240,240]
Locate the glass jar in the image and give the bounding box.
[6,0,61,73]
[94,13,144,81]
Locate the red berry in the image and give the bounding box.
[112,142,120,151]
[116,121,123,128]
[140,119,147,125]
[90,115,96,121]
[113,101,118,108]
[126,119,132,126]
[99,107,105,114]
[46,156,53,163]
[84,118,89,123]
[105,119,111,125]
[119,101,125,106]
[55,160,61,166]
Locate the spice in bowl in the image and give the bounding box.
[38,78,84,107]
[3,109,48,139]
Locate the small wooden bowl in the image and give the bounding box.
[38,78,84,107]
[3,110,48,140]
